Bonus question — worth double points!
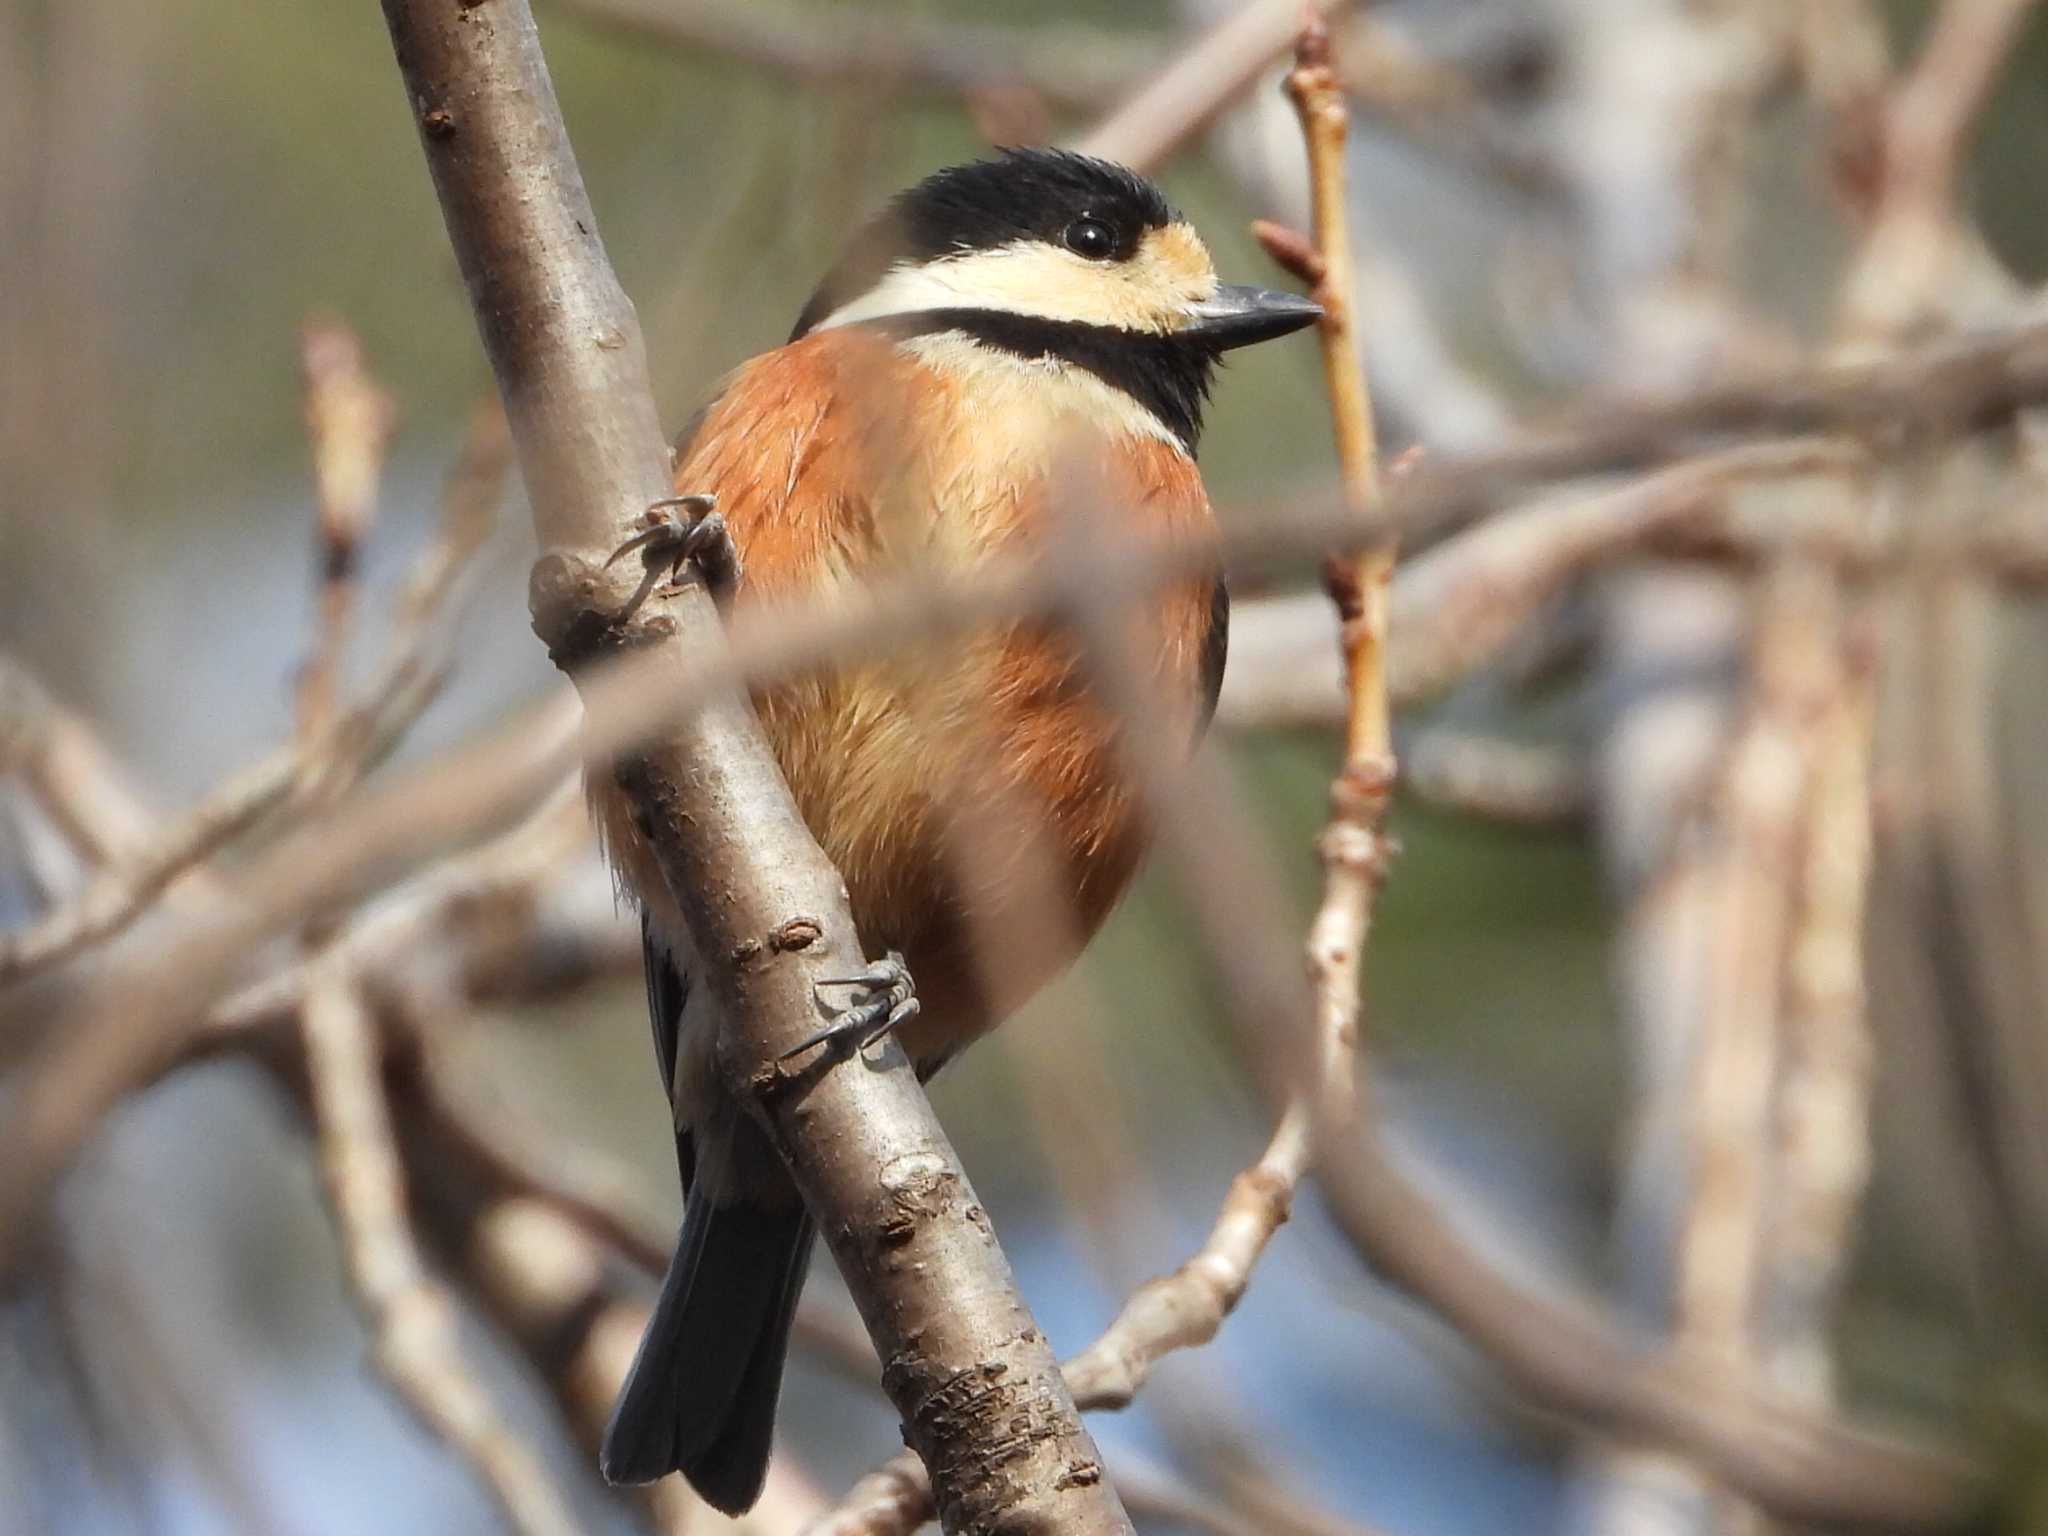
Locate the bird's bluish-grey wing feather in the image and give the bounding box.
[611,911,809,1508]
[639,907,695,1192]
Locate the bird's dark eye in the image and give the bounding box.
[1063,217,1118,260]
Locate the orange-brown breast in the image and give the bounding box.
[593,326,1219,1062]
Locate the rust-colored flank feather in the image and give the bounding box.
[591,324,1219,1059]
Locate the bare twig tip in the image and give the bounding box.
[1294,7,1331,70]
[1252,218,1327,287]
[1388,444,1426,480]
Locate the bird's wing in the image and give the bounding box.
[630,331,917,1190]
[640,908,696,1192]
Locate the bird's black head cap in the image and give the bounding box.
[793,149,1178,339]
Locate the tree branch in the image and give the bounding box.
[0,393,503,986]
[295,318,396,752]
[1073,0,1349,173]
[299,960,581,1536]
[0,735,299,983]
[1838,0,2043,336]
[374,3,1128,1529]
[1758,597,1879,1404]
[1272,35,1406,1464]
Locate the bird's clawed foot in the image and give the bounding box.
[780,951,920,1062]
[606,493,741,605]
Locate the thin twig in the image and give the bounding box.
[0,747,301,984]
[299,962,579,1536]
[1279,7,1402,1323]
[14,305,2048,1264]
[1073,0,1347,173]
[1879,0,2040,225]
[1759,613,1879,1403]
[0,386,1991,1254]
[1064,1107,1311,1409]
[0,408,505,986]
[1839,0,2044,337]
[0,661,161,871]
[1333,19,1567,198]
[1214,437,1891,733]
[309,398,513,797]
[296,318,396,753]
[1396,724,1590,828]
[1668,560,1846,1536]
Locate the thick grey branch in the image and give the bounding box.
[374,3,1127,1531]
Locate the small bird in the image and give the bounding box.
[591,148,1318,1510]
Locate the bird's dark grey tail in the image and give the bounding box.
[599,1192,815,1513]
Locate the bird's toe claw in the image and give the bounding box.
[606,493,740,602]
[781,951,919,1062]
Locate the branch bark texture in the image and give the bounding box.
[375,4,1127,1531]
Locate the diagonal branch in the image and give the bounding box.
[299,960,580,1536]
[0,398,504,986]
[0,663,163,871]
[1839,0,2044,336]
[12,313,2048,1279]
[0,432,1987,1536]
[0,741,300,983]
[374,3,1129,1530]
[1877,0,2040,224]
[1073,0,1350,173]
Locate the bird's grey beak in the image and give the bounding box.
[1181,284,1323,349]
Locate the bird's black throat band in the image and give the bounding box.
[871,309,1218,454]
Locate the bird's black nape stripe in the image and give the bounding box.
[880,309,1219,453]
